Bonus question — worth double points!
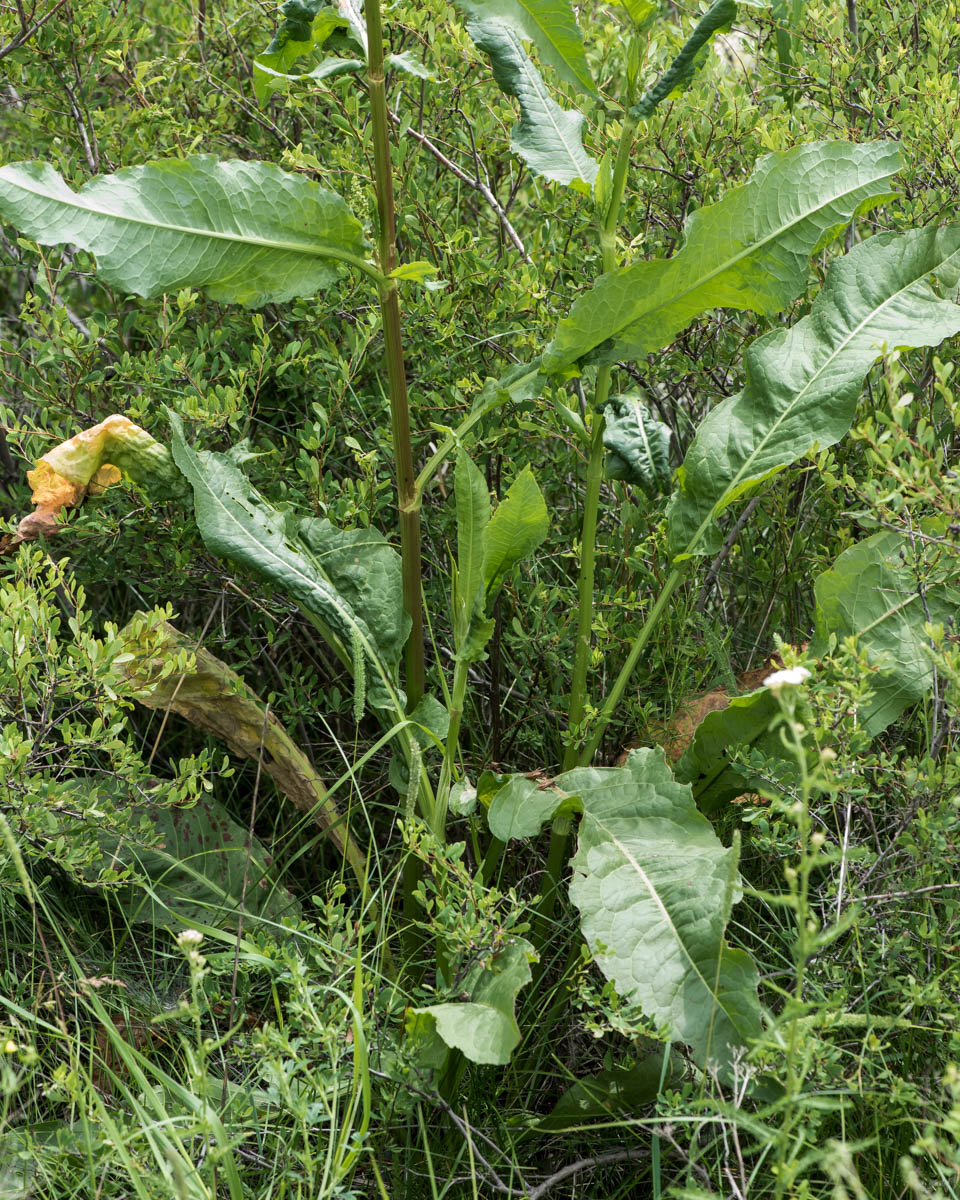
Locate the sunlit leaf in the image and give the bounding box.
[408,938,534,1065]
[667,225,960,559]
[543,140,901,371]
[488,748,761,1071]
[0,157,372,306]
[465,19,598,188]
[453,0,595,94]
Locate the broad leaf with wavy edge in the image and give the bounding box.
[453,0,594,94]
[667,225,960,559]
[543,140,902,372]
[466,19,598,188]
[602,394,672,496]
[168,413,404,712]
[0,156,372,307]
[488,748,761,1071]
[408,938,534,1065]
[813,522,960,735]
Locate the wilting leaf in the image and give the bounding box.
[0,156,371,307]
[168,413,404,710]
[543,140,902,372]
[118,618,368,887]
[453,0,595,94]
[488,748,761,1071]
[602,394,672,495]
[408,938,534,1065]
[2,415,186,553]
[667,224,960,559]
[813,522,960,735]
[465,19,598,188]
[632,0,736,120]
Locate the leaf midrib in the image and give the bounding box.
[582,799,739,1041]
[174,434,398,708]
[1,170,375,276]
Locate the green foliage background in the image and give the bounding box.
[2,0,960,1195]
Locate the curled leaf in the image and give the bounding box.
[3,416,185,555]
[117,619,369,895]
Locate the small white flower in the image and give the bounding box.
[176,929,204,949]
[763,666,811,691]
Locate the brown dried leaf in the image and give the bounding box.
[117,620,369,897]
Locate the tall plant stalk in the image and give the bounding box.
[537,88,639,937]
[363,0,425,711]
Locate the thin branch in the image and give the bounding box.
[0,0,69,62]
[387,107,533,265]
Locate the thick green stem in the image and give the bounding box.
[578,566,685,766]
[562,106,639,771]
[364,0,425,711]
[538,107,639,937]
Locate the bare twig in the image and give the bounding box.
[387,107,533,265]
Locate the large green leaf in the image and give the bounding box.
[465,19,598,188]
[454,450,491,649]
[482,464,549,597]
[168,414,403,708]
[453,0,595,94]
[542,140,902,372]
[602,394,672,496]
[488,748,762,1070]
[667,225,960,559]
[408,937,533,1065]
[813,524,960,735]
[0,156,371,306]
[297,517,411,672]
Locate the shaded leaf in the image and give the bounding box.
[543,140,902,372]
[0,156,371,307]
[667,224,960,559]
[466,19,598,188]
[168,413,403,710]
[409,938,534,1065]
[541,1053,674,1129]
[297,517,411,673]
[813,523,960,735]
[631,0,736,120]
[93,792,299,928]
[252,0,348,100]
[674,687,782,814]
[602,394,672,495]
